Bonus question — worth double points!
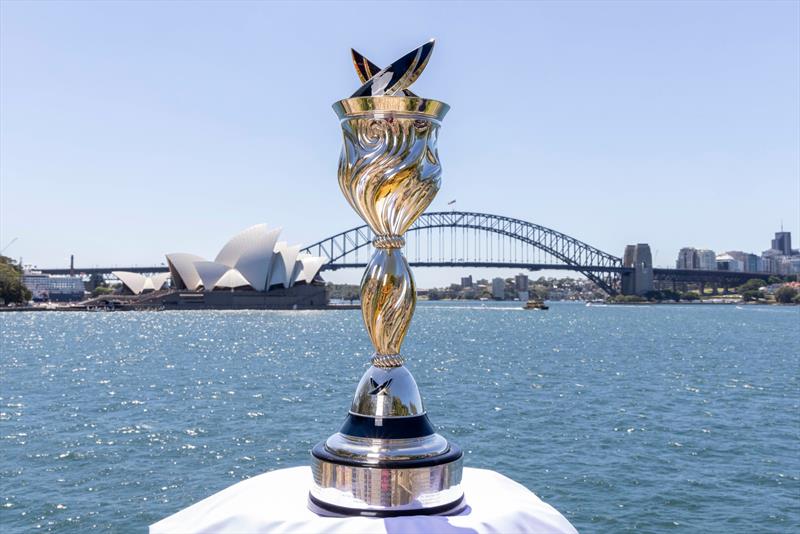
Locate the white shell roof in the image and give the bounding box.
[166,224,326,292]
[194,261,231,292]
[113,271,171,295]
[296,256,327,285]
[215,269,251,289]
[269,242,302,288]
[166,253,204,290]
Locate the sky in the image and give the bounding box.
[1,0,798,288]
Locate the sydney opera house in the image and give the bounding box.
[113,224,329,309]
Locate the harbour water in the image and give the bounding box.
[1,302,798,532]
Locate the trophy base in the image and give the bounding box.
[309,439,464,517]
[308,493,466,518]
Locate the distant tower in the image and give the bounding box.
[771,231,792,255]
[70,255,75,276]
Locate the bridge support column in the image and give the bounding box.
[621,244,653,295]
[699,282,705,295]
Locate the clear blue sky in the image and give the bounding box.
[1,1,798,287]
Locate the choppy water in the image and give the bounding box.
[1,302,798,532]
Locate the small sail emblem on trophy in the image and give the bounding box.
[309,40,465,517]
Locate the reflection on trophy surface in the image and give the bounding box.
[309,40,465,517]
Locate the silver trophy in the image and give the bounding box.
[309,41,464,517]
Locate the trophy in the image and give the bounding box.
[309,41,464,517]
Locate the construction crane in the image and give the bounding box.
[1,237,18,255]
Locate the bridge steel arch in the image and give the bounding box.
[301,211,624,294]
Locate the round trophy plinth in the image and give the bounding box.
[309,366,464,516]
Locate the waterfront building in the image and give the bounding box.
[112,272,171,295]
[514,273,529,301]
[22,271,85,302]
[761,254,777,274]
[460,275,473,289]
[491,277,505,300]
[726,251,762,273]
[514,273,529,292]
[716,253,743,272]
[166,224,326,292]
[770,255,800,275]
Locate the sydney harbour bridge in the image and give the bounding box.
[40,211,763,295]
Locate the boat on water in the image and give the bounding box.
[523,299,548,310]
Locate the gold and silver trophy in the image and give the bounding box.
[309,41,464,517]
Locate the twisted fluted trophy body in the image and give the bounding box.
[336,97,446,365]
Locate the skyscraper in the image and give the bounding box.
[676,247,698,269]
[771,231,792,255]
[697,249,717,270]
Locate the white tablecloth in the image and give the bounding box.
[150,466,577,533]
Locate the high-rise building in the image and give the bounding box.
[771,231,792,255]
[788,257,800,274]
[514,273,529,292]
[491,277,505,300]
[697,249,717,270]
[676,247,716,270]
[676,247,698,269]
[460,275,473,289]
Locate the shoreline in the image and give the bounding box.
[0,304,361,312]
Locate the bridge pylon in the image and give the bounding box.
[621,244,654,295]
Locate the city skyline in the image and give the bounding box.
[1,1,798,288]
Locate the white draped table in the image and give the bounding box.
[150,466,577,534]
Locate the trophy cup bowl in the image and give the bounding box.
[309,94,465,516]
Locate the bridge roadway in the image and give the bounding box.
[38,263,769,288]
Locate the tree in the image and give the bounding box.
[661,289,681,302]
[741,290,764,302]
[612,294,646,303]
[680,292,700,301]
[0,256,31,304]
[738,278,767,293]
[775,286,798,304]
[91,286,115,297]
[768,276,784,285]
